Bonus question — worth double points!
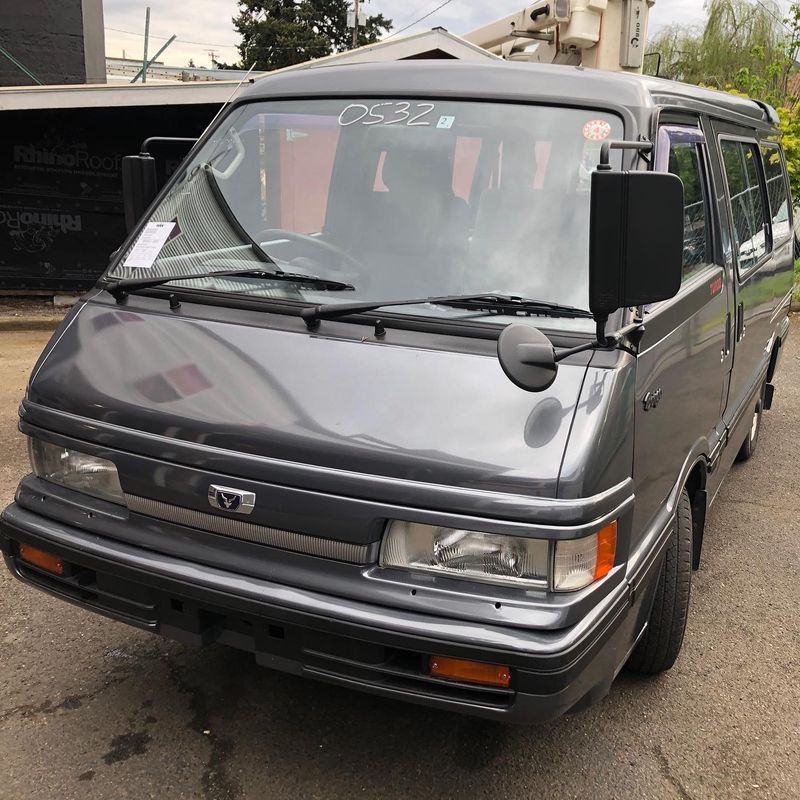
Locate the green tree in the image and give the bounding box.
[646,0,793,103]
[230,0,392,72]
[646,1,800,199]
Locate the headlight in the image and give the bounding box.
[380,521,550,587]
[28,438,126,506]
[381,520,617,592]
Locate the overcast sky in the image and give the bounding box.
[102,1,779,69]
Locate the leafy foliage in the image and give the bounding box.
[779,100,800,203]
[227,0,392,72]
[647,0,800,200]
[646,0,794,103]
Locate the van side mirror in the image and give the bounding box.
[121,154,158,233]
[589,169,684,324]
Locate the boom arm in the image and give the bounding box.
[463,0,655,73]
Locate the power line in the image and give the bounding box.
[107,0,456,58]
[105,25,330,53]
[389,0,455,38]
[394,0,438,27]
[105,25,239,50]
[752,0,794,36]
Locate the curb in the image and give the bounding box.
[0,317,64,333]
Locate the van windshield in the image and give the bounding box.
[108,99,624,329]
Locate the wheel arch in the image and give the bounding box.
[684,460,708,570]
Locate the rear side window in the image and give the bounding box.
[720,139,769,272]
[761,143,791,244]
[667,142,709,280]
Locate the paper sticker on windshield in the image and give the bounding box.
[583,119,612,141]
[122,222,176,269]
[437,116,455,129]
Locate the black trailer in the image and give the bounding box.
[0,82,236,291]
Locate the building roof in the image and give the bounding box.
[0,80,242,111]
[273,28,499,74]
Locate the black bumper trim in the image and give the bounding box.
[1,504,644,723]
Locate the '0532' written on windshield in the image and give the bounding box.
[338,102,439,127]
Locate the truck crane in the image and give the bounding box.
[464,0,655,73]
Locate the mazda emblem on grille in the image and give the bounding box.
[208,485,256,515]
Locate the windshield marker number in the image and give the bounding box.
[338,102,436,127]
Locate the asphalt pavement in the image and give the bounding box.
[0,320,798,800]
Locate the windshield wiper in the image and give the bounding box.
[301,293,592,329]
[104,268,355,302]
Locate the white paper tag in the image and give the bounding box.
[123,222,176,269]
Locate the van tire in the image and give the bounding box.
[626,488,692,674]
[735,395,762,462]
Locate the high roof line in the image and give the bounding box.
[238,59,776,127]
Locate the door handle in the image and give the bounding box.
[722,312,731,361]
[736,302,745,341]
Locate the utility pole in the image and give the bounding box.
[352,0,360,48]
[131,34,177,83]
[142,6,150,83]
[208,50,219,67]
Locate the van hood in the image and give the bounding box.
[27,299,592,498]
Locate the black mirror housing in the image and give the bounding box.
[121,154,158,233]
[589,170,684,318]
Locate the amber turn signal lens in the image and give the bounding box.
[594,521,618,581]
[18,543,64,576]
[430,656,511,688]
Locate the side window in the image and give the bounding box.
[667,142,710,280]
[761,143,791,244]
[720,139,769,272]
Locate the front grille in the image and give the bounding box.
[125,494,373,564]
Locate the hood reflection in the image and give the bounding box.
[30,301,595,496]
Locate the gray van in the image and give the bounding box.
[1,62,793,723]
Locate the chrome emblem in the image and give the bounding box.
[208,485,256,515]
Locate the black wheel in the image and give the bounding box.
[735,394,762,463]
[627,488,693,674]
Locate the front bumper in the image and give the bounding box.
[1,503,653,723]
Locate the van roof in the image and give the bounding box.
[240,60,778,128]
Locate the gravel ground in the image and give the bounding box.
[0,318,798,800]
[0,298,69,323]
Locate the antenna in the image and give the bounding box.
[201,63,258,137]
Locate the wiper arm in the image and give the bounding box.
[441,295,593,319]
[104,268,355,302]
[301,293,592,329]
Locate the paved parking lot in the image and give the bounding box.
[1,319,798,800]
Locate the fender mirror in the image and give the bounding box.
[589,169,684,329]
[497,324,558,392]
[121,154,158,233]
